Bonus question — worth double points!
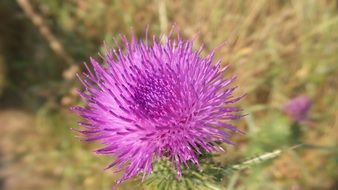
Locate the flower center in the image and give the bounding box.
[132,74,175,119]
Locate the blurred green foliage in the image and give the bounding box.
[0,0,337,189]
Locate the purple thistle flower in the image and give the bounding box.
[283,95,312,122]
[72,34,243,185]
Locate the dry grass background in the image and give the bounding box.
[0,0,337,189]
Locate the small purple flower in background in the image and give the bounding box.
[72,34,243,185]
[283,95,312,123]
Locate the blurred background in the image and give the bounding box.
[0,0,337,189]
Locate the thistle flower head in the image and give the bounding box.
[283,95,312,122]
[72,33,243,185]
